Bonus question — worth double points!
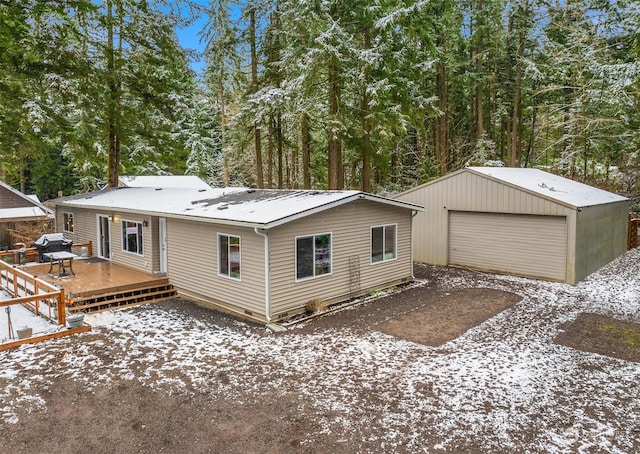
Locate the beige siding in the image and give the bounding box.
[55,208,155,273]
[55,208,96,246]
[449,211,567,281]
[574,200,629,283]
[55,200,415,321]
[397,170,575,268]
[109,213,154,272]
[166,218,266,318]
[268,200,413,318]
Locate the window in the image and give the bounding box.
[371,224,396,263]
[63,212,74,233]
[122,220,143,255]
[296,233,332,280]
[219,234,241,280]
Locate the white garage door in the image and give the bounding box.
[449,211,567,281]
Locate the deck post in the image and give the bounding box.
[12,266,18,296]
[58,289,66,326]
[34,279,39,313]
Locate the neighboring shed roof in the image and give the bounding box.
[118,175,212,190]
[56,187,423,229]
[0,181,53,221]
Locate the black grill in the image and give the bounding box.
[34,233,73,262]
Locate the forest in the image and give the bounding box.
[1,0,639,208]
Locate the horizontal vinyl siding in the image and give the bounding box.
[56,209,95,246]
[56,208,154,273]
[110,214,154,272]
[166,218,266,317]
[397,170,574,265]
[268,200,413,317]
[449,211,567,281]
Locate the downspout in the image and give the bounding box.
[254,227,271,323]
[411,210,419,279]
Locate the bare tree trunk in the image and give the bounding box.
[277,114,283,188]
[475,30,484,143]
[267,113,274,188]
[509,25,525,167]
[106,0,121,189]
[218,66,229,186]
[328,56,342,189]
[435,60,448,175]
[391,142,398,185]
[301,113,311,189]
[361,90,372,192]
[523,103,537,168]
[249,9,263,188]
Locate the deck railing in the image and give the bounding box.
[0,259,66,326]
[0,241,93,265]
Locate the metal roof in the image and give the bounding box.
[55,187,424,229]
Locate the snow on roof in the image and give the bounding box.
[118,175,212,190]
[0,181,53,220]
[468,167,628,208]
[0,206,51,221]
[59,187,423,229]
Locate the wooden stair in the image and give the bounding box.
[70,280,177,313]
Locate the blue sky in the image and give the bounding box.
[175,5,208,74]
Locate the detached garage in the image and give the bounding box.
[396,167,629,284]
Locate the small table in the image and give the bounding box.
[43,251,78,277]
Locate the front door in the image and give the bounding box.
[159,217,167,274]
[97,215,111,259]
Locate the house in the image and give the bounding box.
[396,167,629,284]
[50,187,423,322]
[0,181,53,250]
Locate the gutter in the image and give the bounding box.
[253,227,271,323]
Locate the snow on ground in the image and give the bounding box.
[0,292,61,344]
[1,249,640,452]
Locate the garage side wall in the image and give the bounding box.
[574,200,629,283]
[396,170,575,266]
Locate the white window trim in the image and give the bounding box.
[370,223,398,265]
[217,233,242,281]
[121,219,144,256]
[294,232,333,282]
[62,212,74,233]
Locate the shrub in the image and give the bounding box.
[305,298,327,313]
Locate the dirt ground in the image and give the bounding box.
[378,287,521,346]
[1,263,639,453]
[555,312,640,364]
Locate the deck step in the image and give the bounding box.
[70,283,177,313]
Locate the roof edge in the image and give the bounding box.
[263,192,424,229]
[0,181,54,214]
[464,167,629,209]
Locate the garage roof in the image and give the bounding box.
[468,167,628,208]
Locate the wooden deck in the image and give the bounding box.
[20,258,177,313]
